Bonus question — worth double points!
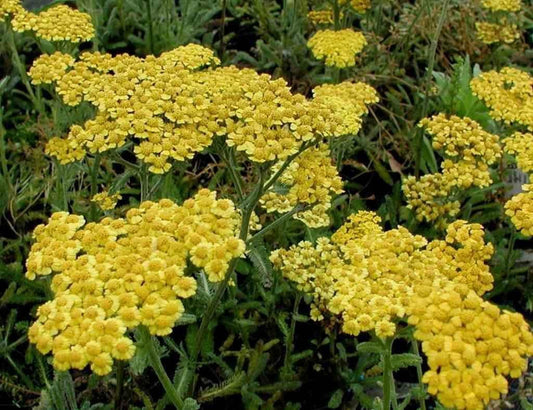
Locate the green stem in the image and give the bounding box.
[410,336,426,410]
[5,21,44,115]
[183,168,266,398]
[504,227,517,279]
[283,294,302,371]
[114,361,125,410]
[140,163,150,201]
[415,0,449,178]
[247,204,305,244]
[0,110,9,178]
[220,0,228,60]
[332,0,341,30]
[263,141,312,193]
[145,0,155,54]
[89,154,101,221]
[141,327,184,409]
[223,148,244,201]
[381,337,394,410]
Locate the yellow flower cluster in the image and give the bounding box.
[260,144,343,228]
[91,191,122,211]
[504,132,533,173]
[481,0,521,12]
[470,67,533,130]
[28,52,75,85]
[476,21,520,44]
[10,3,94,43]
[505,184,533,236]
[403,114,502,224]
[408,281,533,409]
[35,45,375,173]
[311,82,379,136]
[26,190,245,375]
[340,0,371,13]
[307,29,367,68]
[307,10,335,25]
[272,212,533,408]
[0,0,20,21]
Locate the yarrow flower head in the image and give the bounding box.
[403,114,502,224]
[26,190,245,375]
[34,44,376,173]
[307,9,335,25]
[10,3,94,42]
[91,191,122,211]
[505,184,533,236]
[470,67,533,131]
[260,144,344,228]
[272,213,533,408]
[481,0,521,12]
[476,21,520,45]
[340,0,371,13]
[504,132,533,174]
[307,29,367,68]
[28,52,75,85]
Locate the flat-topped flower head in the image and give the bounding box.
[481,0,521,12]
[308,29,367,68]
[29,52,75,85]
[476,21,520,45]
[470,67,533,130]
[26,190,245,375]
[505,184,533,236]
[273,213,533,407]
[11,4,94,42]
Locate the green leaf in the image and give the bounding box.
[390,353,422,371]
[328,389,343,409]
[182,398,200,410]
[356,341,384,354]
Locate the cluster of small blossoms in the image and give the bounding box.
[481,0,521,12]
[403,114,502,224]
[505,184,533,236]
[307,10,335,25]
[272,212,533,408]
[7,2,94,43]
[339,0,371,13]
[28,52,75,85]
[311,82,379,136]
[307,29,367,68]
[91,191,122,211]
[26,190,245,375]
[32,45,375,173]
[0,0,21,21]
[504,132,533,174]
[260,144,343,228]
[470,67,533,130]
[475,21,520,44]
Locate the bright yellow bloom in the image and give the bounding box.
[272,214,533,409]
[28,52,75,85]
[481,0,521,12]
[26,190,245,375]
[505,184,533,236]
[470,67,533,131]
[11,4,94,42]
[91,191,122,211]
[403,114,502,224]
[260,144,343,228]
[307,10,335,25]
[476,22,520,44]
[503,132,533,174]
[307,29,367,68]
[340,0,371,13]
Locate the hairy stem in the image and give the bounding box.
[140,327,184,409]
[411,336,427,410]
[381,337,395,410]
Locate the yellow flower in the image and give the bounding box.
[505,184,533,236]
[481,0,521,12]
[476,22,520,45]
[26,190,245,375]
[308,29,367,68]
[471,67,533,131]
[273,213,533,407]
[91,191,122,211]
[340,0,371,13]
[503,132,533,174]
[29,52,75,85]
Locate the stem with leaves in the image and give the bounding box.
[381,337,396,410]
[139,327,184,409]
